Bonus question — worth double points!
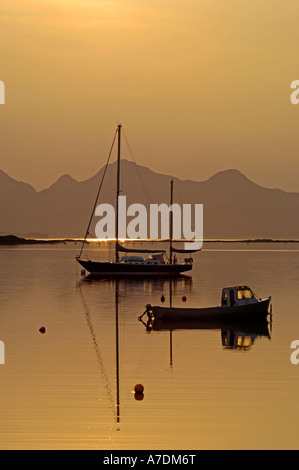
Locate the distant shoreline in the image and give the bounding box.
[0,234,299,246]
[0,235,83,245]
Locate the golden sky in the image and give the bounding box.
[1,0,299,191]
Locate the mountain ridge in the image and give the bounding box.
[1,162,293,194]
[0,160,298,238]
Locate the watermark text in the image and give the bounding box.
[0,340,5,365]
[95,196,203,250]
[0,81,4,104]
[290,80,299,104]
[290,340,299,364]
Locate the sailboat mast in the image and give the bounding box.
[115,124,121,263]
[169,179,174,264]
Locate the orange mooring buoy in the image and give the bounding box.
[134,383,144,401]
[134,392,144,401]
[134,383,144,393]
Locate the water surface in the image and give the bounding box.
[0,242,298,449]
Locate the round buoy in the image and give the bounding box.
[134,392,144,401]
[182,295,187,302]
[39,327,46,334]
[161,295,165,303]
[134,383,144,394]
[81,269,86,276]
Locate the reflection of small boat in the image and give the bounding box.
[146,318,270,334]
[140,286,271,324]
[221,328,270,351]
[142,316,271,352]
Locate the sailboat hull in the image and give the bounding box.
[77,258,192,276]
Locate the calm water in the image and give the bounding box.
[0,242,299,450]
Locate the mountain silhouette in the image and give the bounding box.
[0,161,298,239]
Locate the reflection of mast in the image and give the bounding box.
[115,279,120,423]
[138,276,193,367]
[77,283,117,420]
[78,280,121,427]
[169,277,173,368]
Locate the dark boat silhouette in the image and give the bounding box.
[140,285,271,324]
[139,284,271,355]
[76,124,199,276]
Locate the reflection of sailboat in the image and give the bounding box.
[77,278,121,425]
[115,279,120,420]
[83,272,192,293]
[77,275,193,424]
[76,124,199,276]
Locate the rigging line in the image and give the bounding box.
[78,128,118,259]
[122,128,152,206]
[174,184,184,206]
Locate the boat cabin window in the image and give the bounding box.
[222,291,228,306]
[237,289,253,300]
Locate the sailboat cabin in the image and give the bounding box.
[121,254,165,265]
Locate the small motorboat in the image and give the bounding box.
[140,285,271,324]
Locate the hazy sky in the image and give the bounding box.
[1,0,299,191]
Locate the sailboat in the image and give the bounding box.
[76,124,199,276]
